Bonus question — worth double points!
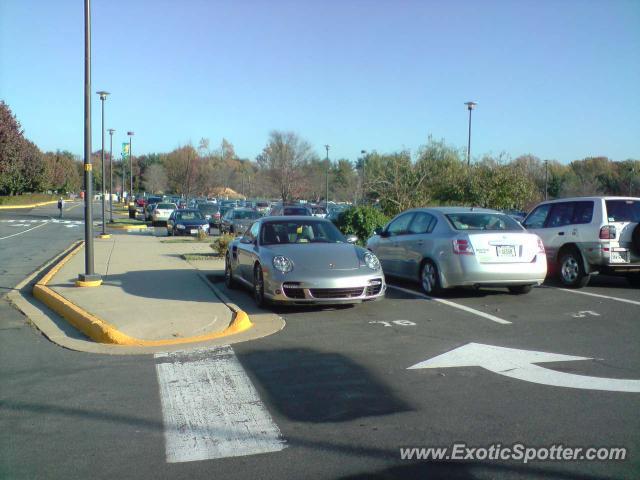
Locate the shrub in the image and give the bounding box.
[210,234,235,256]
[197,228,208,241]
[334,206,389,246]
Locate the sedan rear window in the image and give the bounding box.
[157,203,176,209]
[176,211,203,221]
[606,200,640,222]
[234,210,261,219]
[446,213,523,231]
[283,207,311,215]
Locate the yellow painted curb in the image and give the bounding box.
[32,241,253,346]
[98,234,112,239]
[0,200,58,210]
[106,223,147,230]
[75,279,103,287]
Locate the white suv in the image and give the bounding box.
[523,196,640,288]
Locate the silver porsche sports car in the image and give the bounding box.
[224,216,386,306]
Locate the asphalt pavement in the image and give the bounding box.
[1,205,639,479]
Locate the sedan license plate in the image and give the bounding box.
[190,229,197,234]
[497,245,516,257]
[610,251,629,263]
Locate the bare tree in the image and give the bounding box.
[257,131,314,203]
[143,163,167,193]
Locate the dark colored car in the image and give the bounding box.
[167,209,209,236]
[268,204,313,216]
[198,203,222,229]
[220,208,262,235]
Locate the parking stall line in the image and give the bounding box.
[386,285,512,325]
[0,221,50,241]
[155,346,286,463]
[556,288,640,307]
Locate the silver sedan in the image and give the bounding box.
[225,216,386,306]
[366,207,547,295]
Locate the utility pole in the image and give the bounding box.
[77,0,101,286]
[325,145,330,210]
[544,160,549,201]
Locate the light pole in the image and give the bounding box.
[77,0,101,286]
[464,101,477,166]
[544,160,549,201]
[324,145,330,210]
[108,128,115,222]
[360,149,367,205]
[630,166,635,196]
[127,131,134,201]
[96,91,109,237]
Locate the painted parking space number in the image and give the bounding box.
[369,320,416,327]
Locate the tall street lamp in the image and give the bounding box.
[464,101,477,166]
[108,128,115,222]
[360,149,367,205]
[96,91,110,238]
[127,131,134,200]
[77,0,101,287]
[324,145,330,210]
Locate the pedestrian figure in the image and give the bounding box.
[57,197,64,218]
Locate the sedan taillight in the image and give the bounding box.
[599,225,616,240]
[537,238,545,254]
[453,239,474,255]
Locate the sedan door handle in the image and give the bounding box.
[558,232,565,236]
[416,240,424,246]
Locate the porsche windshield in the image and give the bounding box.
[260,221,346,245]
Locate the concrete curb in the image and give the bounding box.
[0,200,58,210]
[30,241,254,347]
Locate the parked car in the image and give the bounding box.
[268,204,313,216]
[152,203,177,226]
[311,205,328,218]
[522,196,640,287]
[167,209,209,236]
[220,208,262,235]
[197,203,222,230]
[145,202,158,221]
[225,216,385,306]
[367,207,547,295]
[255,201,270,215]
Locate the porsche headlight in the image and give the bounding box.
[273,256,293,273]
[364,252,381,270]
[176,224,185,229]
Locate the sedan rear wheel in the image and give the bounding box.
[224,254,236,289]
[420,260,442,296]
[253,264,267,307]
[558,249,590,288]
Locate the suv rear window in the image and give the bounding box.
[605,200,640,222]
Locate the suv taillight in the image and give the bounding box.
[537,238,545,254]
[453,239,474,255]
[599,225,617,240]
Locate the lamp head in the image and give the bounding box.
[465,101,477,110]
[127,131,135,136]
[96,90,110,100]
[107,128,115,135]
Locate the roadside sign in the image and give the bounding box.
[122,142,130,157]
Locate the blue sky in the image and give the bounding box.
[1,0,639,163]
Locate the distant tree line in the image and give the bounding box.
[1,101,638,216]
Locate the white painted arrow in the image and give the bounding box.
[408,343,640,393]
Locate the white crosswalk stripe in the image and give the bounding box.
[155,346,286,463]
